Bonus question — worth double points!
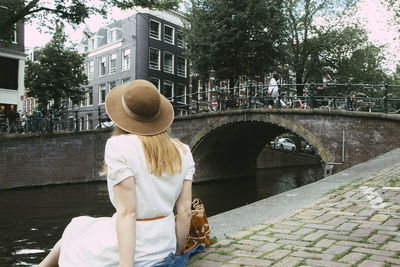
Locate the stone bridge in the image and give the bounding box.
[171,109,400,181]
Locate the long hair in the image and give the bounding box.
[103,126,183,177]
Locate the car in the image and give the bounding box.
[274,138,296,152]
[95,121,115,129]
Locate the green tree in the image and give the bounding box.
[283,0,359,95]
[304,25,388,85]
[184,0,286,86]
[25,25,87,120]
[0,0,180,43]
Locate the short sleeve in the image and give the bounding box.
[184,146,195,181]
[104,137,134,186]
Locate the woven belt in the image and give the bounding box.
[136,215,167,221]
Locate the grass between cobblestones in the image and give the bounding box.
[188,164,400,266]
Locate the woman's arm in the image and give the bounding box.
[175,180,192,255]
[114,177,136,267]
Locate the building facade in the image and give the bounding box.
[0,19,25,114]
[72,9,189,131]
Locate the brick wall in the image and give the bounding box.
[0,129,112,189]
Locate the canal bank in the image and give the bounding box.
[189,148,400,266]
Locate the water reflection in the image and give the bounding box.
[0,165,323,266]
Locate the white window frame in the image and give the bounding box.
[149,48,160,70]
[163,52,174,74]
[149,77,160,92]
[164,25,175,45]
[108,81,116,91]
[79,117,84,131]
[176,83,187,104]
[99,84,106,104]
[122,48,130,71]
[149,20,161,40]
[99,56,107,77]
[122,78,130,85]
[85,87,93,106]
[177,30,184,48]
[177,56,187,77]
[163,80,174,99]
[87,114,93,130]
[109,53,117,74]
[88,60,94,80]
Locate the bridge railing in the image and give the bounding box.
[2,83,400,135]
[167,83,400,115]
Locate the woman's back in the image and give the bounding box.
[105,134,194,219]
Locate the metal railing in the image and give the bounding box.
[167,82,400,115]
[2,83,399,136]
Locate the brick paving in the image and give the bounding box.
[188,163,400,266]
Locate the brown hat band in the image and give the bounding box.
[121,95,161,122]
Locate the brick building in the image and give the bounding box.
[70,9,189,131]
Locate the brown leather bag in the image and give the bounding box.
[182,198,210,254]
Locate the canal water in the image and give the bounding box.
[0,165,323,266]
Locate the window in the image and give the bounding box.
[122,49,130,71]
[88,60,94,80]
[164,25,175,44]
[164,52,174,74]
[149,77,160,91]
[177,30,184,47]
[149,20,161,40]
[86,87,93,106]
[99,84,106,104]
[109,53,117,74]
[99,56,106,76]
[107,28,122,43]
[79,117,84,131]
[109,81,116,91]
[121,78,130,85]
[176,84,186,104]
[177,57,187,77]
[87,114,93,130]
[163,80,174,99]
[90,38,96,50]
[149,48,160,70]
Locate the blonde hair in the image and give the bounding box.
[103,126,184,177]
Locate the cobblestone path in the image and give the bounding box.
[188,163,400,266]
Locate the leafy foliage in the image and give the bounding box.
[25,25,87,117]
[282,0,360,95]
[184,0,286,85]
[0,0,180,43]
[304,25,388,84]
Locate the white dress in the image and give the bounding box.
[58,134,195,267]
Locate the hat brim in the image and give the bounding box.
[105,84,174,135]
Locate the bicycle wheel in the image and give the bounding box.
[334,94,347,110]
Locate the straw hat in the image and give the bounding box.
[105,79,174,135]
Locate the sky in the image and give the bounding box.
[25,0,399,73]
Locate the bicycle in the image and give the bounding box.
[0,117,9,135]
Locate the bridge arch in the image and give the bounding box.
[189,114,330,162]
[187,113,329,181]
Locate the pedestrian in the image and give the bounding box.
[267,74,279,109]
[38,80,198,267]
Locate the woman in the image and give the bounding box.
[39,80,195,267]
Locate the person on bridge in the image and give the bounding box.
[267,73,286,109]
[38,80,200,267]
